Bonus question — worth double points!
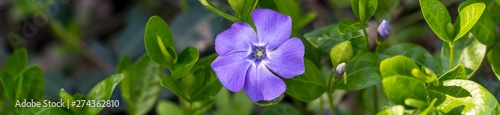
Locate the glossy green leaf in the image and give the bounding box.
[420,0,452,42]
[229,0,258,22]
[379,56,418,78]
[191,54,217,72]
[172,47,199,79]
[3,48,27,77]
[441,35,486,78]
[376,105,404,115]
[438,64,466,81]
[16,65,44,101]
[470,10,495,46]
[488,45,500,80]
[144,16,176,67]
[351,0,378,22]
[199,0,242,22]
[304,24,365,54]
[60,89,79,113]
[156,100,183,115]
[118,55,161,115]
[337,19,368,34]
[330,41,353,66]
[261,103,300,115]
[284,59,326,101]
[334,53,388,90]
[428,79,498,114]
[382,76,428,106]
[382,43,445,75]
[83,74,124,115]
[161,75,188,100]
[454,3,485,41]
[181,67,222,102]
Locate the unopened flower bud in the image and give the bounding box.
[377,20,391,41]
[335,62,346,78]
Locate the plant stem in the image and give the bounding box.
[363,28,370,51]
[320,96,325,115]
[327,90,336,115]
[449,42,455,70]
[373,86,379,113]
[327,71,336,115]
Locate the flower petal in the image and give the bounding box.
[251,9,292,50]
[211,52,251,92]
[244,64,286,102]
[265,38,305,78]
[215,22,257,56]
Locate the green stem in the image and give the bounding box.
[363,28,370,51]
[320,96,325,115]
[373,86,379,113]
[449,42,455,70]
[327,90,336,115]
[326,71,336,115]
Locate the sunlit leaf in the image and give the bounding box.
[199,0,242,22]
[420,0,453,42]
[382,76,428,106]
[334,53,388,90]
[379,56,418,78]
[454,3,485,41]
[382,43,444,75]
[428,79,498,114]
[438,64,466,81]
[337,19,368,34]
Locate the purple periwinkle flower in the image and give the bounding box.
[377,20,391,41]
[211,9,305,102]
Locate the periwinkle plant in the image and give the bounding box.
[211,9,305,103]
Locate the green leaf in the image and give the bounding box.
[337,19,368,34]
[273,0,316,33]
[376,105,405,115]
[438,64,466,81]
[284,59,326,101]
[161,75,188,100]
[172,47,199,79]
[60,89,79,113]
[441,35,487,78]
[428,79,498,114]
[488,45,500,80]
[16,65,44,101]
[334,52,388,90]
[181,67,222,102]
[454,3,485,41]
[379,56,418,78]
[144,16,177,67]
[3,48,27,77]
[229,0,258,22]
[191,53,217,72]
[420,0,452,42]
[330,41,353,66]
[83,74,124,115]
[199,0,242,22]
[261,103,300,115]
[351,0,378,22]
[156,100,183,115]
[118,55,161,115]
[214,89,253,115]
[304,24,365,54]
[382,76,428,106]
[382,43,445,75]
[470,10,495,46]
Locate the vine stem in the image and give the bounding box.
[449,42,455,70]
[326,71,336,115]
[363,28,370,51]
